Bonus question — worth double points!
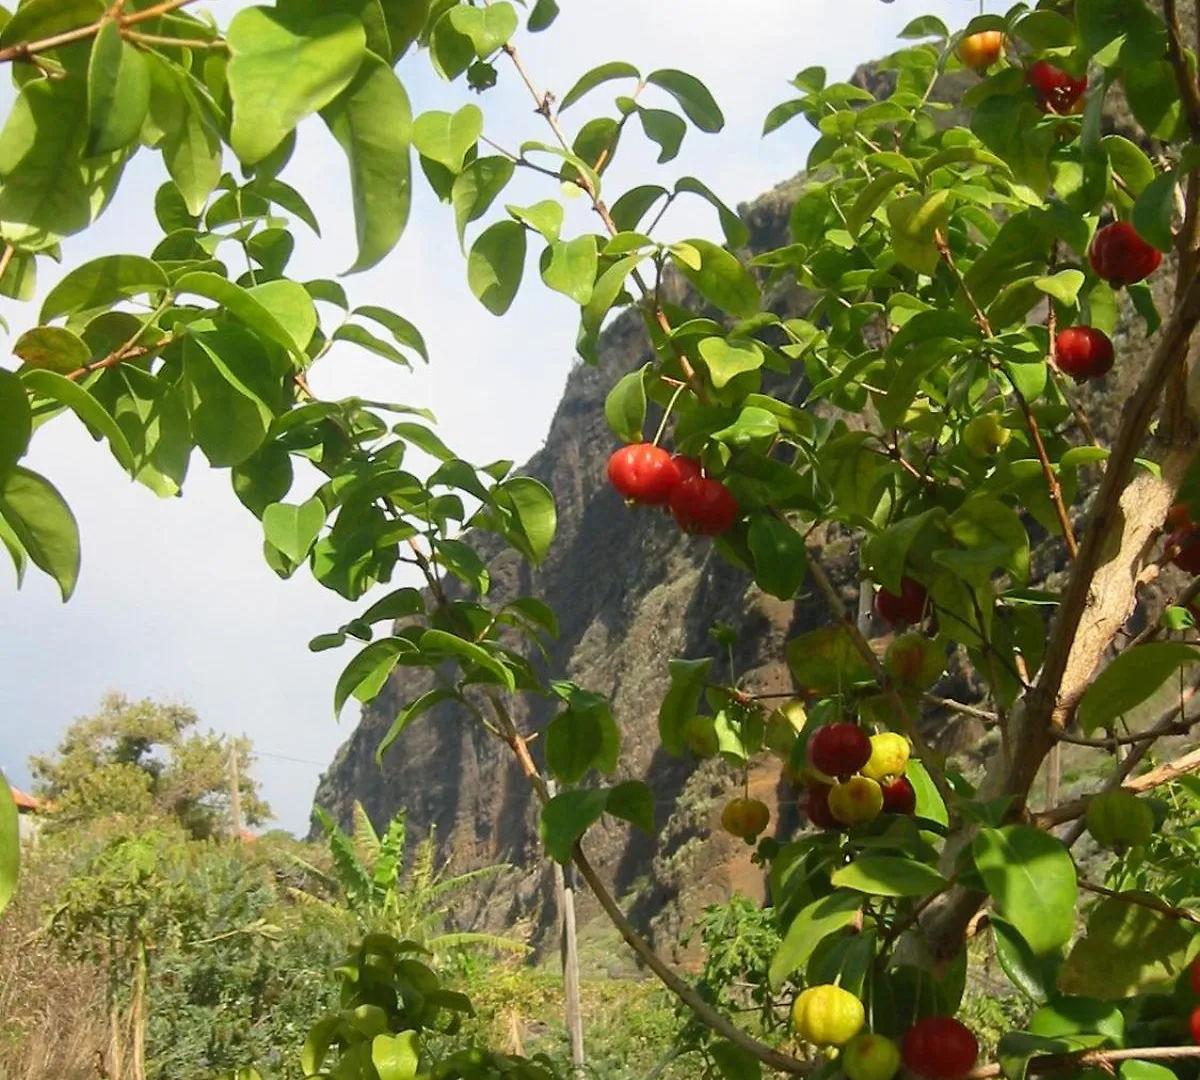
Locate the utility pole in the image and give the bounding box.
[228,741,242,841]
[547,779,585,1074]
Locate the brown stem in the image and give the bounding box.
[934,230,1078,556]
[1164,0,1200,141]
[0,0,196,64]
[487,693,812,1076]
[967,1046,1200,1080]
[922,695,999,724]
[1078,879,1200,927]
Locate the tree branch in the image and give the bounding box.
[967,1045,1200,1079]
[1077,879,1200,927]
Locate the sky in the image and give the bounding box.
[0,0,970,835]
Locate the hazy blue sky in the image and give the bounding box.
[0,0,967,834]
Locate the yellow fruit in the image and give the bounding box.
[843,1033,903,1080]
[828,776,884,826]
[721,797,770,840]
[791,984,865,1047]
[861,733,911,783]
[963,414,1011,457]
[957,30,1004,72]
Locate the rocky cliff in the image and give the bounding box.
[311,58,1192,954]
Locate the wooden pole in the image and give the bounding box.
[547,779,585,1074]
[228,741,242,840]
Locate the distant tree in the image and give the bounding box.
[31,693,269,838]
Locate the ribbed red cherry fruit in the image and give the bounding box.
[671,455,702,485]
[809,723,872,778]
[607,444,679,505]
[805,784,843,830]
[669,475,739,536]
[1190,1004,1200,1045]
[1089,221,1163,286]
[902,1017,979,1080]
[1169,527,1200,573]
[1027,60,1087,114]
[875,578,927,625]
[880,776,917,815]
[1055,326,1114,383]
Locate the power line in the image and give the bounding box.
[248,750,330,767]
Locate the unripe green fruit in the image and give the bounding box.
[1085,789,1154,849]
[791,984,865,1047]
[884,633,944,691]
[828,776,884,826]
[843,1033,902,1080]
[963,413,1011,457]
[861,732,910,782]
[683,715,719,758]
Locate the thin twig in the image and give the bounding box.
[922,695,999,724]
[967,1045,1200,1079]
[1078,879,1200,927]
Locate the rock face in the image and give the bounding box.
[311,59,1191,948]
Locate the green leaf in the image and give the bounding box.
[421,628,516,690]
[227,7,366,165]
[848,172,906,238]
[973,826,1076,956]
[1103,136,1156,197]
[335,323,410,366]
[354,306,428,363]
[0,772,17,916]
[674,240,760,318]
[468,220,526,315]
[1058,893,1191,999]
[528,0,559,31]
[709,1042,763,1080]
[769,891,862,991]
[1121,1062,1179,1080]
[1030,997,1124,1041]
[321,53,413,274]
[992,915,1055,1003]
[40,255,168,323]
[831,856,949,898]
[175,272,306,361]
[376,688,459,763]
[546,705,605,785]
[887,190,950,276]
[492,475,556,564]
[1132,169,1177,254]
[786,625,874,695]
[606,781,654,835]
[447,2,516,56]
[0,0,103,48]
[747,513,806,600]
[646,69,724,132]
[1077,642,1200,734]
[21,369,134,472]
[698,337,764,389]
[86,18,150,157]
[0,369,30,480]
[674,177,749,249]
[262,497,325,564]
[604,365,648,443]
[1077,0,1166,66]
[507,199,563,243]
[452,156,515,250]
[0,466,80,601]
[334,638,412,717]
[539,789,608,863]
[541,235,597,305]
[248,279,318,354]
[412,104,482,174]
[14,326,90,374]
[946,496,1030,586]
[638,107,687,163]
[610,184,669,233]
[1125,62,1185,141]
[582,253,643,336]
[1035,270,1086,306]
[559,61,640,111]
[232,443,293,517]
[658,658,711,755]
[900,15,948,38]
[372,1032,420,1080]
[183,337,271,468]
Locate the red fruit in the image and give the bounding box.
[805,784,843,830]
[1168,503,1192,530]
[874,578,927,626]
[880,776,917,816]
[958,31,1004,72]
[1027,60,1087,115]
[607,444,680,505]
[671,455,703,485]
[1089,221,1163,287]
[902,1017,979,1080]
[1190,1004,1200,1045]
[1055,326,1114,383]
[809,723,872,778]
[669,475,739,536]
[1168,527,1200,574]
[1189,954,1200,995]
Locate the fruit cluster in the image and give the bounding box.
[792,984,979,1080]
[804,727,916,829]
[607,443,738,536]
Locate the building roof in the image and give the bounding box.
[10,787,39,812]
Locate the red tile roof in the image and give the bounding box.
[10,788,39,812]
